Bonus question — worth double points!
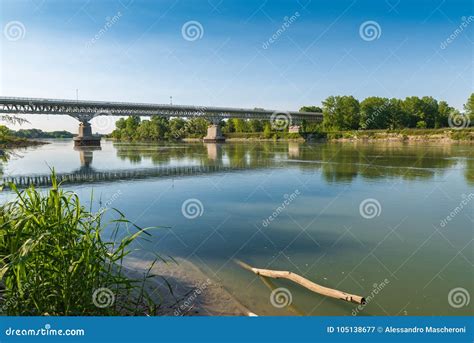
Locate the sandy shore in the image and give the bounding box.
[122,257,255,316]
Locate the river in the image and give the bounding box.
[1,139,472,316]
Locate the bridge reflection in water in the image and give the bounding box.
[2,143,279,188]
[2,141,472,188]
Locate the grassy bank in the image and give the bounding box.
[323,128,474,142]
[0,136,47,149]
[0,174,159,315]
[223,128,474,142]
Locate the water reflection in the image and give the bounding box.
[74,146,101,171]
[111,142,472,184]
[1,141,472,186]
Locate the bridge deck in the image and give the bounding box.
[0,96,322,122]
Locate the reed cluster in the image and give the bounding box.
[0,173,158,315]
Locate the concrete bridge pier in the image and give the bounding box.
[288,125,301,133]
[203,119,225,143]
[73,121,101,147]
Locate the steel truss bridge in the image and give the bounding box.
[0,97,322,123]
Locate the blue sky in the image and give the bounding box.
[0,0,472,133]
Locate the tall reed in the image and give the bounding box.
[0,173,159,315]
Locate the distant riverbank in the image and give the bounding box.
[0,137,47,149]
[107,127,474,143]
[323,128,474,143]
[191,128,474,143]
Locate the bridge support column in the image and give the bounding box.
[203,124,225,143]
[288,125,301,133]
[73,121,101,147]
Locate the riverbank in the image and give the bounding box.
[0,137,48,149]
[182,128,474,143]
[323,128,474,143]
[122,257,254,316]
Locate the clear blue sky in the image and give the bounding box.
[0,0,472,133]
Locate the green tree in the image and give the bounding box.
[401,96,439,128]
[0,125,11,138]
[263,122,272,138]
[150,115,170,140]
[232,119,248,133]
[300,106,322,113]
[169,118,186,139]
[322,96,360,130]
[464,93,474,124]
[185,118,209,137]
[359,97,390,129]
[248,119,263,132]
[437,101,452,128]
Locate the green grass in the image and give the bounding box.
[0,173,161,315]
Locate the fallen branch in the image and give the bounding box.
[236,260,365,305]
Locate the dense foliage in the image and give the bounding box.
[317,94,471,131]
[110,94,472,140]
[13,128,74,139]
[110,115,283,140]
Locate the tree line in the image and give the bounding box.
[110,93,473,140]
[314,93,473,131]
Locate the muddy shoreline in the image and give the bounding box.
[122,257,255,316]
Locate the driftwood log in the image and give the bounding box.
[236,260,365,305]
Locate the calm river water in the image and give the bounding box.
[1,139,473,316]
